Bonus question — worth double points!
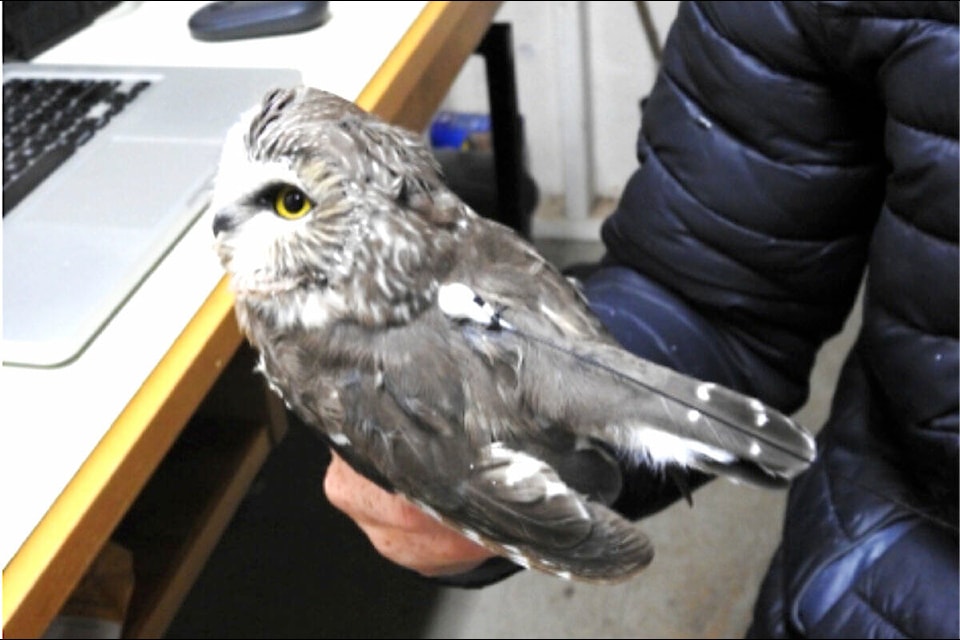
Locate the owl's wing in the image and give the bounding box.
[437,280,816,489]
[319,315,652,583]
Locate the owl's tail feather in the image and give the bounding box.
[599,364,817,488]
[482,502,654,584]
[414,493,653,584]
[409,441,654,583]
[510,330,817,488]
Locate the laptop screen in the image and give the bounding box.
[3,1,122,61]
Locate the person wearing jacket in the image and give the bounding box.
[323,2,958,637]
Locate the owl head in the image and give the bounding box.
[210,86,470,328]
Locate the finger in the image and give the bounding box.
[362,523,495,577]
[323,452,412,526]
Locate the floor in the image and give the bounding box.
[165,236,861,639]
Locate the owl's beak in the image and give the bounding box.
[212,211,235,237]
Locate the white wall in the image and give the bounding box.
[439,1,680,239]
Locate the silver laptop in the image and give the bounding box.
[2,63,301,367]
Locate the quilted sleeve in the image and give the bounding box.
[593,1,885,412]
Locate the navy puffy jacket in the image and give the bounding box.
[585,2,958,637]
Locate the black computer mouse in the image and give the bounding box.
[188,1,331,42]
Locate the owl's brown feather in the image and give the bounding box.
[211,86,815,583]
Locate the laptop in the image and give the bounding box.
[2,62,302,367]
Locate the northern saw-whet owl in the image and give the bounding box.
[210,86,816,583]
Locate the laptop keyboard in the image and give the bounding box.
[2,77,152,216]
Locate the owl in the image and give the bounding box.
[210,86,816,583]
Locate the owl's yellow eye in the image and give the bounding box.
[273,185,313,220]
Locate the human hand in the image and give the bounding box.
[323,451,498,577]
